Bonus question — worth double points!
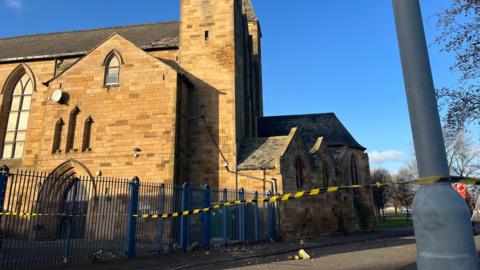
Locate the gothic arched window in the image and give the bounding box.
[351,156,359,195]
[52,118,64,154]
[351,157,359,186]
[323,163,329,188]
[104,53,121,86]
[66,106,80,152]
[1,73,33,159]
[295,157,305,189]
[82,116,93,151]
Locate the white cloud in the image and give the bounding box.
[368,150,405,164]
[6,0,23,10]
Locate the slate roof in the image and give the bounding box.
[238,136,288,170]
[0,21,180,63]
[258,113,366,150]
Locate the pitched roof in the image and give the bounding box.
[242,0,258,22]
[258,113,366,150]
[0,21,179,63]
[238,136,288,170]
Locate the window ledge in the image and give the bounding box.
[0,159,23,167]
[52,149,93,155]
[104,84,120,88]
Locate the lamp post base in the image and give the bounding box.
[413,183,478,269]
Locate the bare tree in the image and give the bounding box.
[371,168,392,220]
[437,87,480,135]
[435,1,480,133]
[445,129,480,177]
[390,169,415,220]
[435,0,480,82]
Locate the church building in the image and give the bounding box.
[0,0,374,236]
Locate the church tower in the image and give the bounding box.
[243,0,263,121]
[179,0,245,189]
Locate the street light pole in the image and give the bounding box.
[392,0,478,269]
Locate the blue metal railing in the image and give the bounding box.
[0,168,277,268]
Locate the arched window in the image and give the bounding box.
[322,163,329,188]
[351,156,359,195]
[351,157,359,185]
[82,116,93,151]
[66,106,80,152]
[52,118,64,154]
[295,157,305,189]
[104,53,121,86]
[1,73,33,159]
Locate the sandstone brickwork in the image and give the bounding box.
[0,0,374,238]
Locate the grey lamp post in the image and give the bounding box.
[392,0,478,269]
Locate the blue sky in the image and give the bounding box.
[0,0,460,172]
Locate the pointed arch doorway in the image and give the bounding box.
[35,160,96,240]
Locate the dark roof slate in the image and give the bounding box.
[0,21,179,62]
[258,113,366,150]
[238,136,287,170]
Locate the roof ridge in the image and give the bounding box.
[261,112,336,119]
[0,20,180,41]
[243,135,288,141]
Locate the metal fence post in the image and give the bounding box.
[267,191,275,241]
[222,188,228,246]
[63,178,79,263]
[202,184,211,250]
[253,191,260,241]
[180,182,190,252]
[0,165,9,255]
[239,188,246,244]
[156,183,165,254]
[125,177,139,259]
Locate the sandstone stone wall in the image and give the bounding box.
[330,147,375,232]
[236,168,281,195]
[149,49,179,62]
[39,35,179,182]
[275,131,374,238]
[179,0,259,190]
[276,130,339,237]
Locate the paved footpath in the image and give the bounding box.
[34,227,480,269]
[218,235,480,270]
[36,228,418,270]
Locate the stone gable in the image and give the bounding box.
[39,34,181,182]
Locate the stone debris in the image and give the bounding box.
[298,249,311,260]
[288,249,311,260]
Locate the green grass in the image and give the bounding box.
[376,215,413,228]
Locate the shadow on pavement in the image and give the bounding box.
[28,229,415,270]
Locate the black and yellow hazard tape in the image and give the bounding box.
[1,176,478,220]
[133,176,480,220]
[0,212,93,217]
